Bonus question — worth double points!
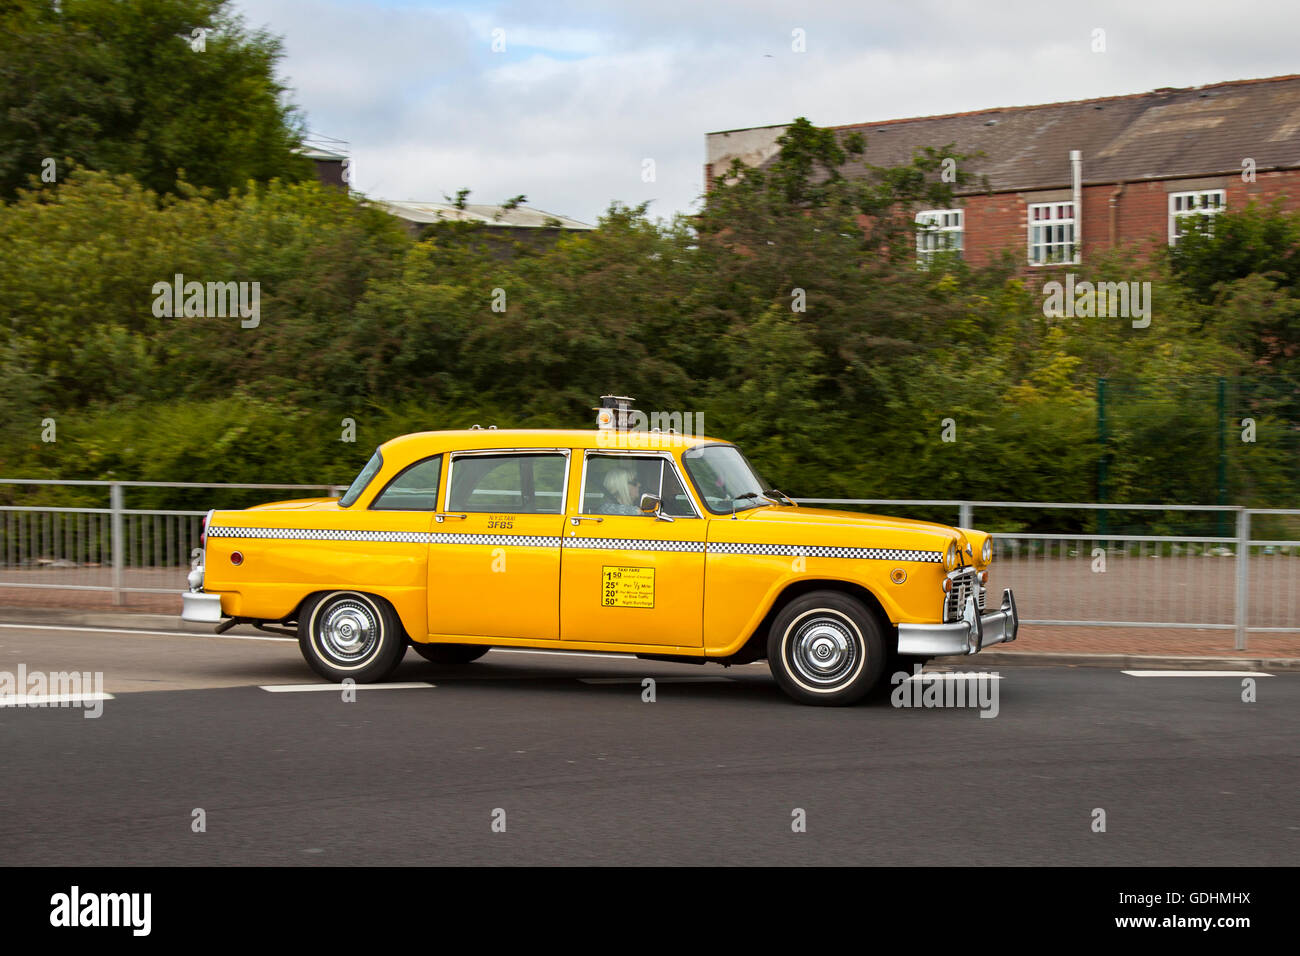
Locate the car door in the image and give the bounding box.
[560,451,706,647]
[425,449,569,641]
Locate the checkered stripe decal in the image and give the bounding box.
[706,542,942,562]
[206,526,941,561]
[207,526,431,543]
[207,527,563,547]
[428,533,564,548]
[565,537,707,553]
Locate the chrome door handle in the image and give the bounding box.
[569,515,604,525]
[434,513,468,523]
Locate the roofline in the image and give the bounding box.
[717,73,1300,138]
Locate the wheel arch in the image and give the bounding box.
[721,578,896,665]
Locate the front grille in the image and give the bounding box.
[945,570,986,621]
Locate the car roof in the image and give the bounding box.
[379,429,730,458]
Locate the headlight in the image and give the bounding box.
[982,537,993,565]
[943,541,958,571]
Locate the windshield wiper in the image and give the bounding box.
[730,491,759,519]
[762,488,795,505]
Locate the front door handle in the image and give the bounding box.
[569,515,604,525]
[434,513,468,523]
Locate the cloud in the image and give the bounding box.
[234,0,1300,224]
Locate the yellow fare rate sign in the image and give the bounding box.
[601,566,655,608]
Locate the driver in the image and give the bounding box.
[600,467,644,515]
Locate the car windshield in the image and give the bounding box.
[681,444,770,514]
[338,449,382,508]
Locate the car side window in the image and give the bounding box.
[370,456,443,511]
[583,456,696,517]
[447,454,567,514]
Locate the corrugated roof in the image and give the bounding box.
[375,200,595,230]
[748,74,1300,192]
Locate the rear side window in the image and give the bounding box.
[339,449,383,508]
[371,456,443,511]
[447,454,567,514]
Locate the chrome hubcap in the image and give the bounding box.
[790,616,858,686]
[318,598,379,663]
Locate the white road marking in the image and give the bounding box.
[260,682,435,693]
[905,672,1003,680]
[0,622,294,642]
[1122,670,1275,678]
[579,676,733,684]
[0,692,114,706]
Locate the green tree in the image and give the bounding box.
[0,0,311,199]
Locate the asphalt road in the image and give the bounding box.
[0,622,1296,865]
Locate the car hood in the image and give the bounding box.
[722,505,965,550]
[244,497,340,512]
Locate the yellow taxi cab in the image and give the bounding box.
[182,397,1017,705]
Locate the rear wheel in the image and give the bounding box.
[410,642,490,665]
[767,591,886,706]
[298,591,406,683]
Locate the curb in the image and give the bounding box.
[2,606,1297,670]
[974,651,1300,671]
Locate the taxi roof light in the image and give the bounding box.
[594,394,637,431]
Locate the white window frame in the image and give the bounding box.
[915,209,964,265]
[1168,189,1226,245]
[1027,202,1077,266]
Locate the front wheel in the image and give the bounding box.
[767,591,886,705]
[298,591,406,683]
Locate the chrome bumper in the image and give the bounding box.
[181,591,224,623]
[896,588,1019,656]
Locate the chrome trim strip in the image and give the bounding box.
[442,448,572,515]
[578,449,701,519]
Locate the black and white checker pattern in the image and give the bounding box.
[207,526,430,543]
[428,532,564,548]
[207,526,941,562]
[564,536,707,553]
[706,542,942,562]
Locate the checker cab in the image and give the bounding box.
[182,406,1017,705]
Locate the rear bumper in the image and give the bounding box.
[181,591,225,623]
[896,588,1019,657]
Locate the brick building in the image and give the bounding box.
[706,74,1300,268]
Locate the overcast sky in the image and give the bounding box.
[232,0,1300,225]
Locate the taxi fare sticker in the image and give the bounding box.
[601,566,655,608]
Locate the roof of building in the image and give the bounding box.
[374,200,595,230]
[719,74,1300,193]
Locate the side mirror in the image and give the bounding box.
[639,493,674,522]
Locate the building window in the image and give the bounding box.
[1168,190,1225,244]
[1028,202,1077,265]
[916,209,964,265]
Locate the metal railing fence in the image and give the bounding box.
[1,481,1295,649]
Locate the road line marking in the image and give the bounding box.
[0,692,114,706]
[260,682,435,693]
[579,677,733,684]
[0,622,295,642]
[904,673,1003,681]
[1122,670,1275,678]
[486,648,635,660]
